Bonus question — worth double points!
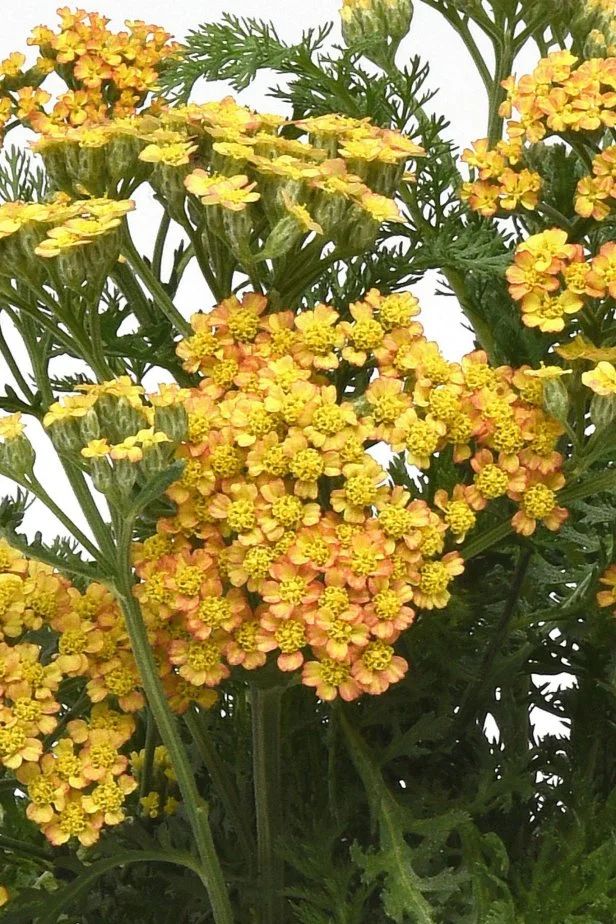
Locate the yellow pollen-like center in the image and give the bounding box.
[290,449,324,482]
[175,566,204,597]
[198,597,232,627]
[326,618,353,643]
[262,446,289,476]
[235,621,258,651]
[279,577,307,604]
[187,414,210,443]
[89,743,117,769]
[445,501,476,536]
[406,420,440,457]
[378,505,413,539]
[105,667,135,697]
[247,406,276,436]
[422,356,451,384]
[320,586,350,615]
[312,405,344,434]
[319,657,351,686]
[304,537,329,566]
[275,619,306,652]
[187,641,221,670]
[91,780,125,812]
[228,499,257,533]
[351,550,378,576]
[188,331,217,359]
[464,365,496,390]
[21,663,45,686]
[13,697,42,723]
[58,802,88,835]
[491,422,524,454]
[419,561,450,595]
[211,444,243,478]
[362,640,393,672]
[374,590,401,619]
[55,753,81,780]
[0,725,26,757]
[475,464,509,498]
[145,573,170,604]
[349,318,384,350]
[211,359,239,388]
[302,323,338,354]
[522,484,556,518]
[29,775,56,804]
[228,309,259,342]
[345,474,378,507]
[271,495,303,528]
[244,547,274,578]
[30,591,57,618]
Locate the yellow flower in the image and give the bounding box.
[184,170,260,211]
[139,140,198,166]
[0,413,25,440]
[581,361,616,395]
[358,190,405,222]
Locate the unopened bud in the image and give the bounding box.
[112,459,138,497]
[79,408,101,444]
[140,442,174,479]
[47,419,83,454]
[542,377,570,424]
[89,456,114,494]
[153,405,188,442]
[590,392,616,431]
[0,435,35,477]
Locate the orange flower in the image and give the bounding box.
[596,565,616,609]
[510,471,568,536]
[410,552,465,610]
[363,578,415,641]
[301,655,362,701]
[293,304,344,371]
[168,635,229,687]
[351,640,408,695]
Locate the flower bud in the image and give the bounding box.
[0,435,35,478]
[256,216,304,261]
[542,377,570,424]
[341,0,413,57]
[221,208,254,265]
[89,456,114,494]
[112,459,138,497]
[79,408,101,444]
[590,392,616,432]
[140,442,174,479]
[153,405,188,443]
[47,419,83,455]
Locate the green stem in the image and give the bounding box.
[251,684,284,924]
[139,707,157,800]
[38,849,205,924]
[122,232,192,336]
[152,211,171,281]
[487,27,514,146]
[462,468,616,559]
[441,264,499,362]
[113,522,233,924]
[185,706,257,864]
[0,834,52,864]
[0,321,34,402]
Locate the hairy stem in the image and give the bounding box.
[251,684,284,924]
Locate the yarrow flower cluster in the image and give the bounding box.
[461,50,616,220]
[506,232,616,334]
[0,7,179,139]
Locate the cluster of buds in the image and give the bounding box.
[0,8,180,141]
[340,0,413,64]
[129,744,181,819]
[43,376,186,502]
[0,195,134,289]
[573,0,616,57]
[21,98,423,266]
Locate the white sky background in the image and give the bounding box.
[0,3,568,737]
